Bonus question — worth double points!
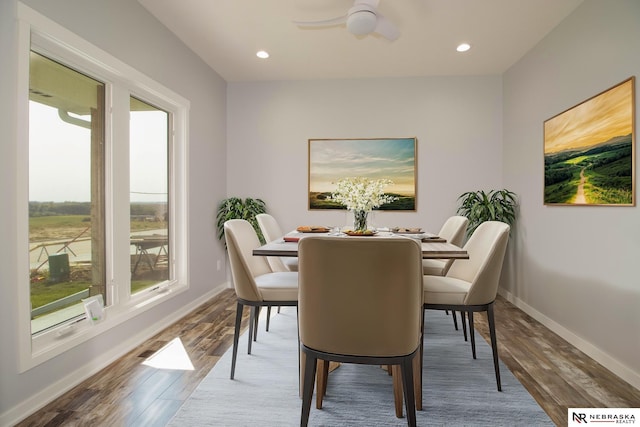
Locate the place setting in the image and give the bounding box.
[282,226,331,242]
[388,227,446,242]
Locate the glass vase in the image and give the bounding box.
[352,209,369,232]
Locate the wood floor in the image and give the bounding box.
[16,290,640,427]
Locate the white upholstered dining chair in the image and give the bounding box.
[255,213,298,331]
[422,215,468,276]
[256,213,299,272]
[298,236,423,427]
[224,219,298,379]
[422,221,510,391]
[423,215,469,333]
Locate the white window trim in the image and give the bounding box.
[16,3,190,372]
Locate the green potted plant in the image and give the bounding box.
[456,189,518,238]
[216,197,267,247]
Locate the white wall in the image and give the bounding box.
[502,0,640,387]
[0,0,228,423]
[227,76,503,233]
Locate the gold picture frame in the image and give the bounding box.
[308,137,417,210]
[544,77,635,206]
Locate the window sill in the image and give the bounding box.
[22,282,188,372]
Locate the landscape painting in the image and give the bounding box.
[308,137,416,210]
[544,77,635,206]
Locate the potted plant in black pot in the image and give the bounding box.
[216,197,267,247]
[456,189,518,238]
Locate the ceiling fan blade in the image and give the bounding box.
[293,15,347,28]
[374,15,400,41]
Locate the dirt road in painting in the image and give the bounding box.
[574,168,586,204]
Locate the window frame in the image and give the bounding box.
[16,3,190,372]
[128,95,173,296]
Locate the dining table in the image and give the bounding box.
[252,227,469,417]
[252,229,469,260]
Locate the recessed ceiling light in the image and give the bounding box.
[456,43,471,53]
[256,50,269,59]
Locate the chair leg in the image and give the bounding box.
[301,353,318,427]
[401,357,417,427]
[230,302,243,379]
[451,310,459,330]
[253,307,260,341]
[487,304,502,391]
[468,311,477,359]
[248,307,255,354]
[266,306,271,331]
[461,311,468,341]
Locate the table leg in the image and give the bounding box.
[316,360,329,409]
[392,351,422,417]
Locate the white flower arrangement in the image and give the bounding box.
[330,177,397,212]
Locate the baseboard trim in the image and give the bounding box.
[499,289,640,392]
[1,283,229,427]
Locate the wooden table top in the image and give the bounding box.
[253,232,468,260]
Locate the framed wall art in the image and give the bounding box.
[544,77,635,206]
[308,137,417,211]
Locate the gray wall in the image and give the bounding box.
[227,76,503,233]
[502,0,640,382]
[0,0,228,421]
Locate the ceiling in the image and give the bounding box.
[137,0,584,83]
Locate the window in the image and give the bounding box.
[29,51,107,334]
[129,97,170,294]
[18,4,189,370]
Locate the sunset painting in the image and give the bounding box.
[544,77,635,205]
[308,138,416,210]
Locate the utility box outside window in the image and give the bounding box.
[48,253,70,283]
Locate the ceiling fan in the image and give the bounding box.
[293,0,400,41]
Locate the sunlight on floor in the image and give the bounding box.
[142,337,194,370]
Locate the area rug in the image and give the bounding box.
[168,307,552,426]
